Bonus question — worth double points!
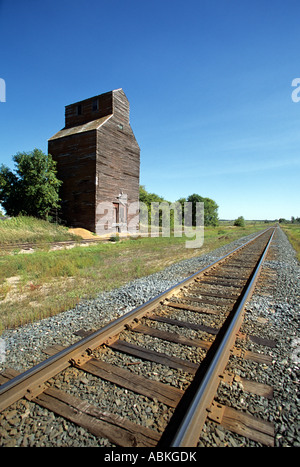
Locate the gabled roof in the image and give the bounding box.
[48,114,112,141]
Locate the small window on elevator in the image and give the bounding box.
[76,104,82,116]
[92,99,99,111]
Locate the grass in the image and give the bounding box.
[0,215,80,245]
[0,218,269,332]
[280,224,300,262]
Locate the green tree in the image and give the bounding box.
[187,193,219,226]
[0,148,61,219]
[139,185,166,208]
[139,185,168,226]
[234,216,245,227]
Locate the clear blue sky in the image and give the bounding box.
[0,0,299,220]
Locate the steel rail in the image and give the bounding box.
[0,227,275,413]
[0,237,105,250]
[167,227,276,447]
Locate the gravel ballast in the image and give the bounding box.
[0,227,299,447]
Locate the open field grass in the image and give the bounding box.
[0,219,269,332]
[280,224,300,262]
[0,216,80,245]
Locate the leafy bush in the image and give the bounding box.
[234,216,245,227]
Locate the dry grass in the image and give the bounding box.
[281,224,300,262]
[0,215,80,245]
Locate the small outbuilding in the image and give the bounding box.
[48,89,140,235]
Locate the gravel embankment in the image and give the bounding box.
[0,227,299,447]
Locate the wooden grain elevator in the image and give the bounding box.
[48,89,140,235]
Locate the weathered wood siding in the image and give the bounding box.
[65,91,113,129]
[95,90,140,234]
[48,131,96,232]
[48,89,140,234]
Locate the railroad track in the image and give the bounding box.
[0,232,148,252]
[0,227,277,447]
[0,237,106,252]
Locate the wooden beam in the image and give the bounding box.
[110,339,199,374]
[165,301,218,315]
[208,401,274,447]
[34,386,159,447]
[79,358,183,407]
[132,324,212,350]
[149,314,219,335]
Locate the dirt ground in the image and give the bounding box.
[68,228,98,239]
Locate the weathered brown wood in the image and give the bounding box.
[248,335,277,348]
[74,327,276,350]
[150,317,275,350]
[48,131,97,232]
[0,376,7,385]
[79,358,183,407]
[149,315,219,335]
[203,274,249,281]
[48,89,140,233]
[0,370,16,385]
[34,386,159,447]
[64,91,113,129]
[1,366,159,446]
[208,401,274,447]
[0,368,20,381]
[192,290,239,300]
[221,264,253,269]
[132,324,212,350]
[231,348,272,365]
[165,301,218,315]
[239,378,273,399]
[244,350,273,365]
[110,339,199,374]
[178,295,234,308]
[199,280,243,289]
[43,344,66,356]
[221,372,273,399]
[74,329,96,338]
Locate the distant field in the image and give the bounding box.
[0,217,268,332]
[280,224,300,262]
